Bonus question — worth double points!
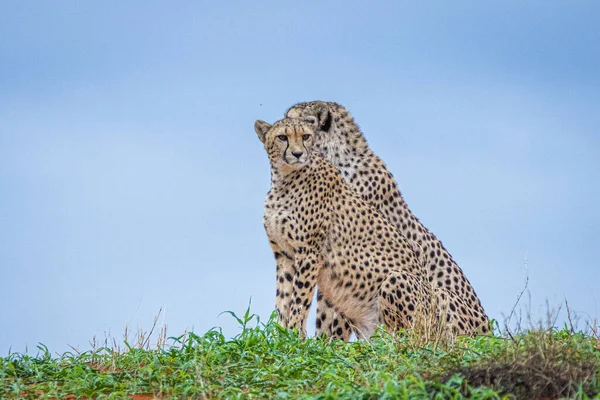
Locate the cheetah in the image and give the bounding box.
[254,116,479,339]
[285,101,490,338]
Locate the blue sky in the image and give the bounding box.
[1,1,599,355]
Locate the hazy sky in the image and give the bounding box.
[1,1,599,355]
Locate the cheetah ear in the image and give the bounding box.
[254,120,271,143]
[313,102,332,132]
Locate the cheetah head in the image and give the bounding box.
[285,101,332,134]
[284,101,345,155]
[254,117,318,171]
[286,101,366,159]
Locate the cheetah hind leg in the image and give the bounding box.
[378,271,433,332]
[315,290,353,341]
[435,288,491,336]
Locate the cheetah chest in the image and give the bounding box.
[264,188,302,255]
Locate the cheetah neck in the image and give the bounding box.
[316,120,380,188]
[269,159,311,186]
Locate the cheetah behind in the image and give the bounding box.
[285,101,490,337]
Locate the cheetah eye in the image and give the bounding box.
[277,135,288,142]
[302,134,311,141]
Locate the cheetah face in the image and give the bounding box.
[254,117,318,171]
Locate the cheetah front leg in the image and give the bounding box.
[315,291,353,341]
[287,247,321,337]
[269,242,295,328]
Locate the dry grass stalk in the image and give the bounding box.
[452,327,599,399]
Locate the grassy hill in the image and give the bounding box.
[2,310,599,399]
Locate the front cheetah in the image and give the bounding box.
[254,117,479,338]
[285,101,490,338]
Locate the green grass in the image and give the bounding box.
[1,309,599,399]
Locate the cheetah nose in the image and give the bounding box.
[292,151,303,159]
